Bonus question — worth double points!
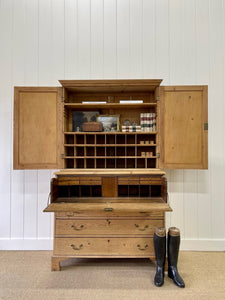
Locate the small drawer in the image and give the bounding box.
[118,176,140,185]
[57,177,80,186]
[55,219,163,236]
[54,237,154,256]
[79,176,102,185]
[140,177,162,185]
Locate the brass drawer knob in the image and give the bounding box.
[70,244,83,251]
[137,244,148,251]
[71,224,84,231]
[134,224,149,231]
[66,212,74,217]
[104,208,113,212]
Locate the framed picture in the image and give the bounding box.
[97,115,120,132]
[72,111,99,132]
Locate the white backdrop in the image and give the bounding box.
[0,0,224,250]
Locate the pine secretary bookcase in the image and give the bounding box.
[13,80,208,271]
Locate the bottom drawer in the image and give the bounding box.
[54,237,154,256]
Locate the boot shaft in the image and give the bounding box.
[153,227,166,287]
[153,227,166,266]
[167,227,181,268]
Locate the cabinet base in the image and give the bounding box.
[51,256,168,272]
[51,256,69,271]
[51,255,160,272]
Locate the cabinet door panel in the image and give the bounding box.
[159,86,208,169]
[14,87,63,169]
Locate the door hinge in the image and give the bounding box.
[204,123,208,130]
[157,96,160,101]
[61,87,65,102]
[156,153,160,158]
[61,154,65,159]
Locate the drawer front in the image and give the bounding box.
[139,177,162,185]
[57,176,101,186]
[79,176,102,185]
[58,177,80,186]
[118,176,140,185]
[55,219,163,236]
[55,211,164,219]
[54,237,154,256]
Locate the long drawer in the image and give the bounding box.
[55,219,163,236]
[54,237,154,256]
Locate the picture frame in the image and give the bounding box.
[97,115,120,132]
[72,111,99,132]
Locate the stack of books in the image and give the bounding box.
[140,113,156,132]
[122,125,142,132]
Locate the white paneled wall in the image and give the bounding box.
[0,0,224,250]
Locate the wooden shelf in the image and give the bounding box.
[65,156,157,159]
[64,144,157,147]
[64,132,158,135]
[64,103,157,109]
[56,169,165,175]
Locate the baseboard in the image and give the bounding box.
[180,239,225,251]
[0,238,53,250]
[0,238,224,251]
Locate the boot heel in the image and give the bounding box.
[168,268,173,279]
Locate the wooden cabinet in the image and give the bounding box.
[13,79,208,271]
[13,79,208,170]
[44,171,171,271]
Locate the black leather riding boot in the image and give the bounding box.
[153,227,166,287]
[167,227,185,288]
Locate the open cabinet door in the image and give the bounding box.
[14,87,63,169]
[159,86,208,169]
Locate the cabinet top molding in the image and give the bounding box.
[59,79,163,93]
